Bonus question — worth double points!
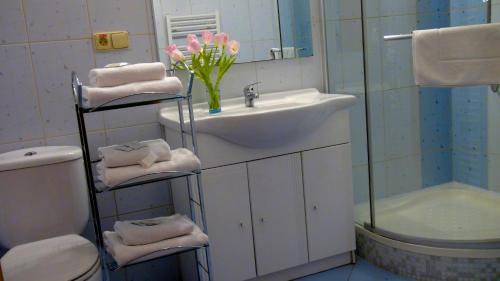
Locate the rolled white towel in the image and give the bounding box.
[89,62,166,87]
[83,77,183,107]
[98,139,172,168]
[104,225,208,267]
[96,148,201,189]
[114,214,195,246]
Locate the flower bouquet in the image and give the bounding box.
[165,31,240,114]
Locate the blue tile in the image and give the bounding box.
[349,259,410,281]
[297,264,352,281]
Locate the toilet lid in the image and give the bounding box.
[0,234,99,281]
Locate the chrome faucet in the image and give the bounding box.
[243,82,260,107]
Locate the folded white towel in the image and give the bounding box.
[413,23,500,86]
[98,139,172,168]
[114,214,195,246]
[96,148,201,189]
[83,77,183,107]
[89,62,166,87]
[104,225,208,267]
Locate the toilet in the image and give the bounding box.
[0,146,102,281]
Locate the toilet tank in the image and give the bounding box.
[0,146,89,248]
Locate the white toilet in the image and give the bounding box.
[0,146,102,281]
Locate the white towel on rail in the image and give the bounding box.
[114,214,195,246]
[83,77,183,107]
[413,23,500,86]
[96,148,201,189]
[104,225,208,267]
[98,139,172,168]
[89,62,166,87]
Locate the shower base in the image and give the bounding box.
[356,182,500,248]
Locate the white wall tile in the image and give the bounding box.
[106,123,162,145]
[95,35,153,67]
[220,0,251,42]
[219,63,257,99]
[0,139,45,153]
[0,45,44,143]
[256,59,302,93]
[115,182,172,214]
[350,94,368,166]
[300,22,324,91]
[87,0,149,34]
[324,0,362,21]
[489,154,500,192]
[30,40,100,137]
[0,1,28,44]
[104,104,158,129]
[248,0,280,41]
[24,0,90,41]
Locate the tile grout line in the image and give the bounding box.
[20,0,49,146]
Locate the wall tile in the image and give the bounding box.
[87,0,149,34]
[324,0,361,21]
[0,1,28,44]
[105,123,162,145]
[256,59,302,93]
[95,35,153,67]
[300,23,325,91]
[31,40,100,137]
[115,181,172,214]
[0,45,45,143]
[219,63,257,99]
[488,154,500,192]
[24,0,90,41]
[350,94,368,166]
[0,139,45,154]
[353,164,370,204]
[104,104,158,129]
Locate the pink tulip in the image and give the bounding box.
[165,44,178,56]
[187,38,202,54]
[228,40,240,55]
[170,49,185,62]
[214,32,229,46]
[186,34,197,44]
[201,31,213,45]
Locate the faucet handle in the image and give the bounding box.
[244,82,260,94]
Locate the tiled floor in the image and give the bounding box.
[296,257,410,281]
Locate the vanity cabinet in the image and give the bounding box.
[166,108,356,281]
[302,144,355,262]
[202,164,256,281]
[248,154,308,275]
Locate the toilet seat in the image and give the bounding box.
[0,234,101,281]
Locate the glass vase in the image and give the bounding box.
[205,87,221,114]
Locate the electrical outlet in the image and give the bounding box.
[111,31,129,49]
[93,32,112,50]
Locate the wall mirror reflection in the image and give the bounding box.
[151,0,314,65]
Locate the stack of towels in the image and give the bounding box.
[83,62,183,107]
[104,214,209,267]
[96,139,201,189]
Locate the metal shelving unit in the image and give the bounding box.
[71,70,211,280]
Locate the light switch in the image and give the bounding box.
[93,32,112,50]
[111,31,129,49]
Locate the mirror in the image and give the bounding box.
[151,0,313,65]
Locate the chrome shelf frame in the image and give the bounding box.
[71,68,211,280]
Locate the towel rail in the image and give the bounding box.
[383,32,500,93]
[383,33,412,41]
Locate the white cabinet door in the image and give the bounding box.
[202,164,256,281]
[247,154,308,276]
[302,144,355,262]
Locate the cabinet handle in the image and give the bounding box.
[260,217,264,223]
[239,222,244,228]
[313,205,318,211]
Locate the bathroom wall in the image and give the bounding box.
[449,1,489,188]
[0,0,325,279]
[357,0,423,202]
[489,0,500,193]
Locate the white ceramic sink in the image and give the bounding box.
[159,88,356,148]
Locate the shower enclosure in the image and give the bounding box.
[324,0,500,249]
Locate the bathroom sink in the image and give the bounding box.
[159,88,356,148]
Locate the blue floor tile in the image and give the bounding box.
[297,264,353,281]
[296,257,411,281]
[349,259,410,281]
